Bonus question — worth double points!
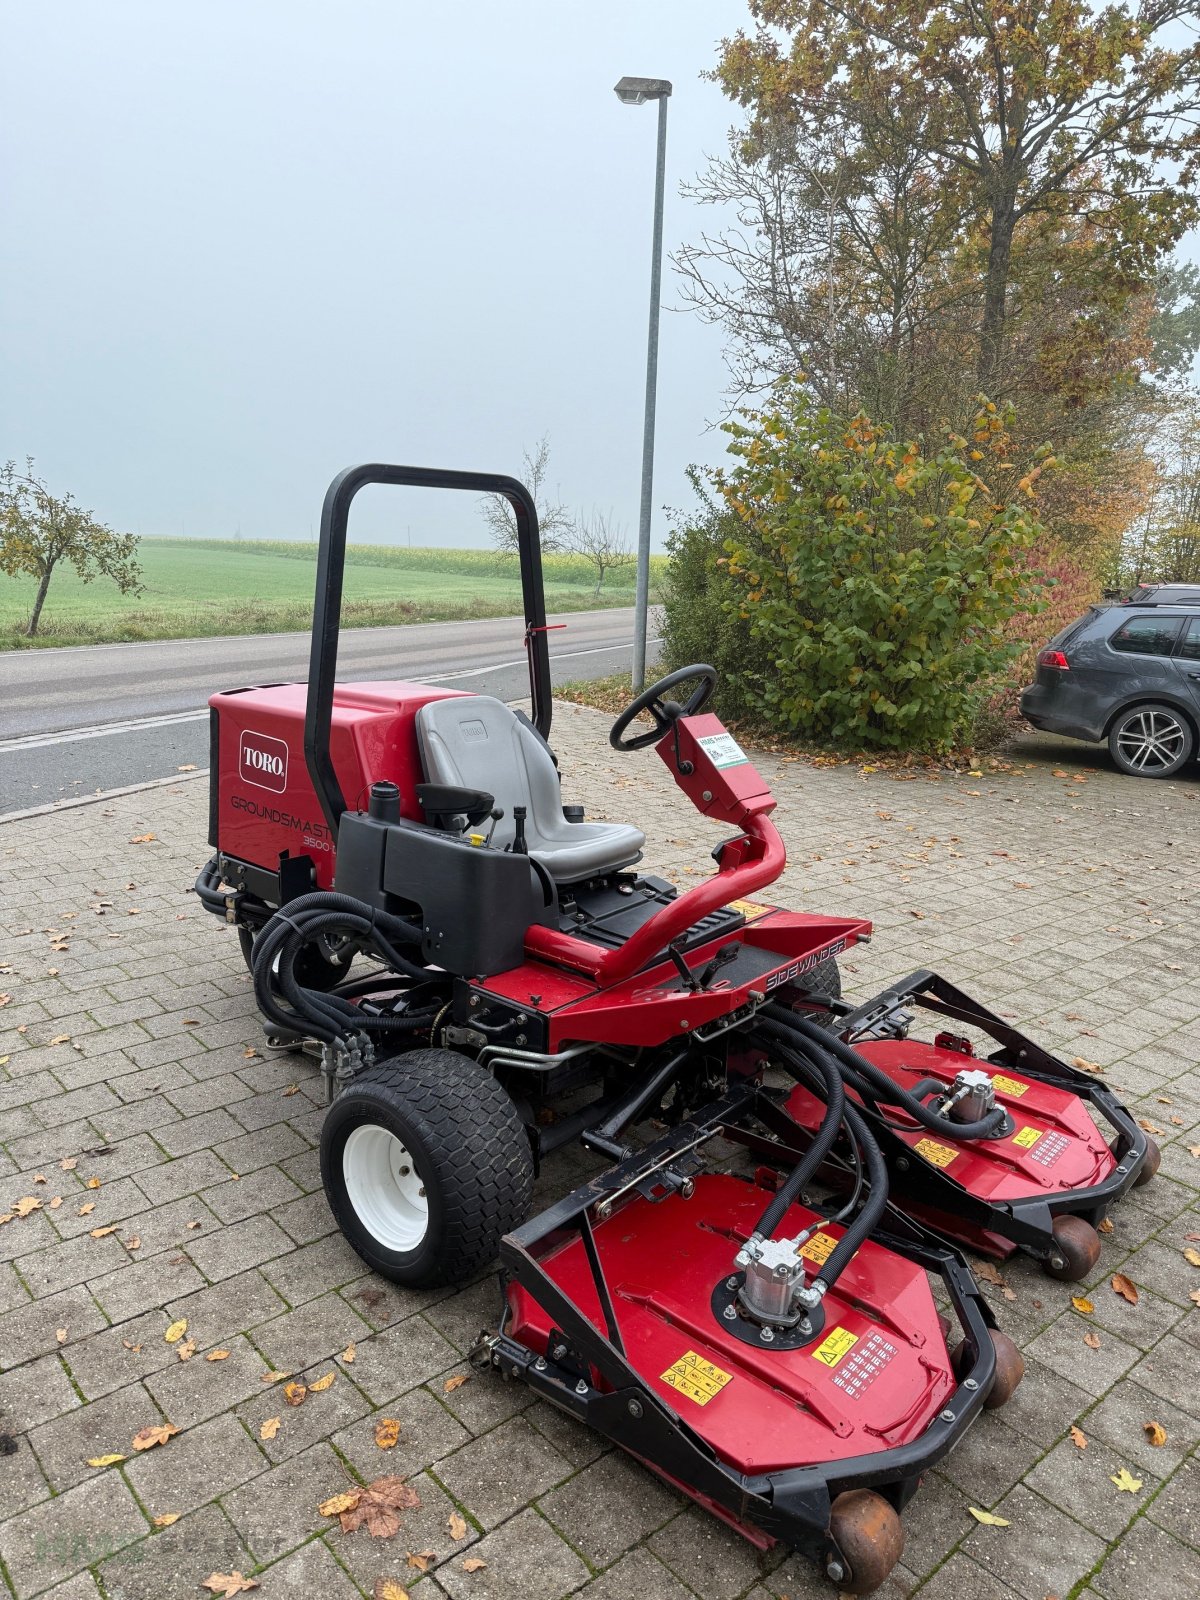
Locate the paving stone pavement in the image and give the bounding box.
[0,700,1197,1599]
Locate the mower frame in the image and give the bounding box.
[475,1078,1000,1577]
[824,969,1150,1251]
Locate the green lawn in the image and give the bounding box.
[0,538,667,649]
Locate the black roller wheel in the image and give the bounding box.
[828,1489,904,1594]
[1042,1214,1101,1281]
[1107,703,1194,778]
[320,1049,534,1287]
[952,1328,1024,1409]
[238,924,354,991]
[1134,1137,1161,1187]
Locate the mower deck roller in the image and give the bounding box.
[192,462,1158,1590]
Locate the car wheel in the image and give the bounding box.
[1107,703,1195,778]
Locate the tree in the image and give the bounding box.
[478,436,574,554]
[0,459,141,637]
[714,1,1200,398]
[562,509,635,596]
[1119,392,1200,583]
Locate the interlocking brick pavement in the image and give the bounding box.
[0,701,1197,1598]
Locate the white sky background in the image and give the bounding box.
[0,0,741,549]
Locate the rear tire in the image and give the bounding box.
[1134,1137,1161,1187]
[1042,1214,1101,1282]
[1107,703,1194,779]
[320,1049,533,1287]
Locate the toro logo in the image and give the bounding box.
[239,730,289,794]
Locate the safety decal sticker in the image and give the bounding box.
[698,731,750,769]
[1012,1126,1043,1149]
[914,1137,959,1169]
[727,898,772,921]
[660,1351,733,1406]
[991,1074,1029,1097]
[1028,1131,1069,1168]
[812,1326,859,1367]
[799,1230,838,1266]
[830,1332,898,1399]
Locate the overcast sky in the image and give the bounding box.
[1,0,744,548]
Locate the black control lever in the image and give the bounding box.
[698,942,740,990]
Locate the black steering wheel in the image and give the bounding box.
[609,664,718,752]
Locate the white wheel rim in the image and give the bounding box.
[1116,710,1186,771]
[343,1125,429,1252]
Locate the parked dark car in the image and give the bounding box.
[1020,584,1200,778]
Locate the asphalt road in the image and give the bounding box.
[0,607,659,815]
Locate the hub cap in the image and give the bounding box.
[1116,710,1187,772]
[343,1126,429,1252]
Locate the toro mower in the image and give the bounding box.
[192,462,1149,1590]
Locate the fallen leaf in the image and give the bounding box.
[77,1202,95,1216]
[1137,1119,1164,1136]
[129,833,156,844]
[164,1319,188,1344]
[341,1342,356,1363]
[1069,1425,1087,1450]
[177,764,198,772]
[182,1018,200,1026]
[201,1574,258,1597]
[1071,1296,1094,1315]
[1143,1421,1167,1447]
[176,1339,197,1362]
[282,1083,300,1097]
[85,1177,101,1190]
[260,1416,281,1441]
[462,1556,487,1572]
[1084,1331,1101,1349]
[374,1417,402,1450]
[1111,1274,1139,1305]
[48,1196,62,1210]
[56,1327,68,1344]
[122,1339,142,1352]
[1191,1288,1200,1307]
[284,1382,307,1407]
[1184,1247,1200,1268]
[124,1236,141,1251]
[447,1512,468,1540]
[260,1370,290,1384]
[87,1453,126,1468]
[90,1225,119,1238]
[152,1512,181,1527]
[1187,1145,1200,1160]
[1072,1057,1104,1075]
[310,1371,336,1393]
[406,1550,436,1571]
[374,1581,411,1600]
[14,1197,41,1217]
[1098,1218,1114,1234]
[206,1349,231,1362]
[1110,1467,1142,1493]
[968,1507,1010,1526]
[320,1489,362,1517]
[443,1374,469,1394]
[132,1423,179,1451]
[48,1034,71,1046]
[60,1156,77,1171]
[338,1477,422,1539]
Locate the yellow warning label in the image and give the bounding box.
[727,898,772,921]
[991,1074,1029,1098]
[660,1351,733,1407]
[1012,1125,1042,1149]
[800,1230,838,1266]
[914,1137,959,1169]
[812,1327,859,1367]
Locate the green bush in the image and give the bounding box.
[694,383,1050,752]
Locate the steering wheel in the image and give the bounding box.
[609,664,718,752]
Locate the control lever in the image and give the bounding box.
[698,942,739,990]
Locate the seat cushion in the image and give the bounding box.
[415,696,644,884]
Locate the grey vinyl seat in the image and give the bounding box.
[415,695,645,885]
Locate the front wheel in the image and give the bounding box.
[320,1049,534,1287]
[1107,703,1195,779]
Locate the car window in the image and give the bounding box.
[1180,618,1200,661]
[1109,615,1183,656]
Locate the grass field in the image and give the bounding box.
[0,537,667,649]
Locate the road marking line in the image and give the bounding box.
[0,639,662,751]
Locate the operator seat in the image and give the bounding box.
[415,695,645,885]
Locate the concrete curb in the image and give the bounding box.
[0,768,209,826]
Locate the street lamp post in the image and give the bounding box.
[615,74,672,693]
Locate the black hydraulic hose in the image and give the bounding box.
[751,1022,845,1239]
[773,1005,1008,1140]
[817,1099,888,1288]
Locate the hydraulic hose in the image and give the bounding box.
[772,1005,1008,1140]
[750,1022,845,1239]
[816,1099,888,1288]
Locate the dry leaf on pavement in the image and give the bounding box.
[260,1417,281,1441]
[87,1453,126,1468]
[322,1477,422,1539]
[463,1557,487,1572]
[968,1507,1010,1526]
[176,1339,197,1362]
[310,1371,336,1393]
[153,1513,181,1527]
[443,1374,469,1393]
[132,1423,179,1451]
[1183,1247,1200,1268]
[1071,1296,1094,1314]
[375,1418,402,1450]
[1110,1467,1142,1493]
[1143,1421,1167,1447]
[164,1319,188,1344]
[406,1550,436,1571]
[284,1381,307,1407]
[374,1581,411,1600]
[1110,1274,1138,1305]
[447,1512,468,1540]
[341,1342,356,1363]
[1084,1331,1101,1349]
[1069,1426,1087,1450]
[201,1574,258,1597]
[206,1349,231,1362]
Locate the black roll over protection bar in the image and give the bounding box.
[304,463,553,841]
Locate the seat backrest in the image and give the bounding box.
[415,695,561,855]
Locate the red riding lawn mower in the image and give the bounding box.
[196,465,1156,1593]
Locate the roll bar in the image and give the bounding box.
[304,463,551,838]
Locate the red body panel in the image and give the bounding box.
[210,681,464,887]
[476,909,871,1049]
[784,1040,1116,1254]
[506,1173,955,1475]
